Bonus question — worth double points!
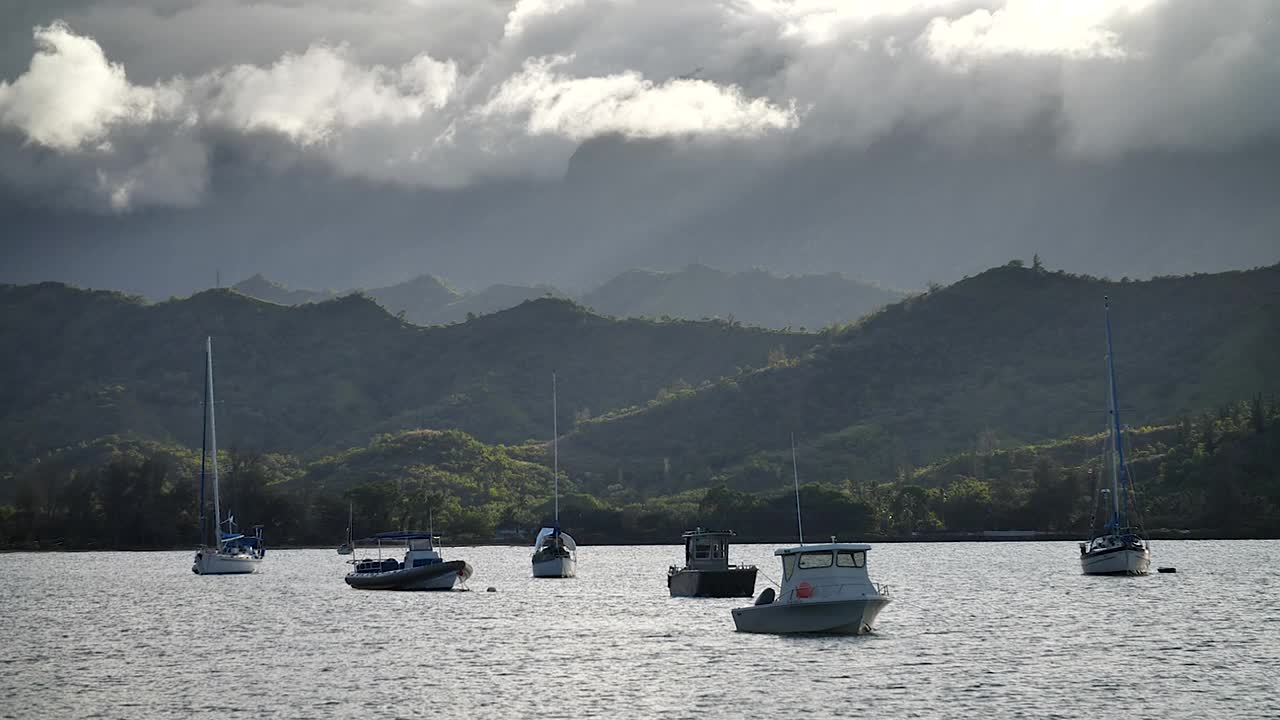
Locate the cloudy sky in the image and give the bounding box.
[1,0,1277,296]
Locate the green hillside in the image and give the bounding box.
[0,284,812,470]
[562,263,1280,495]
[4,396,1274,549]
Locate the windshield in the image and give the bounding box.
[797,551,833,569]
[836,550,866,568]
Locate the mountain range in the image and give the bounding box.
[2,260,1277,546]
[230,264,901,331]
[0,283,810,472]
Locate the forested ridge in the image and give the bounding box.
[0,283,810,468]
[1,262,1277,548]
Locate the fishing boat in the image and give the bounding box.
[731,435,890,634]
[345,532,473,590]
[532,371,577,578]
[668,529,757,597]
[1079,297,1151,576]
[192,337,265,575]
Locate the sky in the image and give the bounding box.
[1,0,1278,297]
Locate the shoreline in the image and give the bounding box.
[4,529,1276,552]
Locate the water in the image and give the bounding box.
[1,541,1277,719]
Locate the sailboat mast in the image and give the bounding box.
[791,433,804,545]
[199,348,209,547]
[553,371,559,526]
[1103,297,1127,528]
[207,337,223,552]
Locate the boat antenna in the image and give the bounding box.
[791,432,804,545]
[1103,296,1128,530]
[207,337,223,552]
[553,370,559,526]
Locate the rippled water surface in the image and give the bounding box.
[1,541,1277,719]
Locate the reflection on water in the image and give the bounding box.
[1,541,1277,719]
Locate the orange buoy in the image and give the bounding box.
[796,581,813,599]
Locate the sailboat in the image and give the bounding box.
[192,337,264,575]
[532,371,577,578]
[1079,297,1151,576]
[731,434,891,634]
[337,501,353,555]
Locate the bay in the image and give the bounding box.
[1,540,1276,719]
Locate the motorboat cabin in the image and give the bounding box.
[668,529,757,597]
[731,542,890,635]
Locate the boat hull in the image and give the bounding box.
[732,597,890,635]
[669,568,757,598]
[192,550,261,575]
[532,555,576,578]
[1081,546,1150,575]
[345,560,470,590]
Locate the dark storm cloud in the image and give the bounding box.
[1,0,1278,295]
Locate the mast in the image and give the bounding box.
[207,337,223,552]
[791,433,804,545]
[1103,297,1127,530]
[199,348,209,547]
[552,371,559,526]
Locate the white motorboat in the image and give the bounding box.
[192,337,264,576]
[345,532,473,591]
[732,543,890,635]
[1079,297,1151,576]
[731,434,889,634]
[531,371,577,578]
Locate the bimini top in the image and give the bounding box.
[362,531,439,542]
[775,542,872,556]
[533,527,577,551]
[682,528,735,539]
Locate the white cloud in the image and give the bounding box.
[505,0,586,39]
[1,1,1278,211]
[481,56,797,140]
[0,22,179,150]
[201,45,459,144]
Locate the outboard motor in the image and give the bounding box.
[754,588,776,606]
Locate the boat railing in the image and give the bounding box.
[779,581,889,602]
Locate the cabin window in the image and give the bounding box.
[797,552,834,569]
[694,544,712,559]
[782,554,797,581]
[836,550,866,568]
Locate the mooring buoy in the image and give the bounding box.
[1157,567,1177,573]
[487,586,498,592]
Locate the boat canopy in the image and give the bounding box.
[775,542,871,555]
[681,528,735,539]
[533,526,577,551]
[362,531,439,542]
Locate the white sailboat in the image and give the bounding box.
[532,371,577,578]
[1079,297,1151,576]
[192,337,264,575]
[731,435,891,634]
